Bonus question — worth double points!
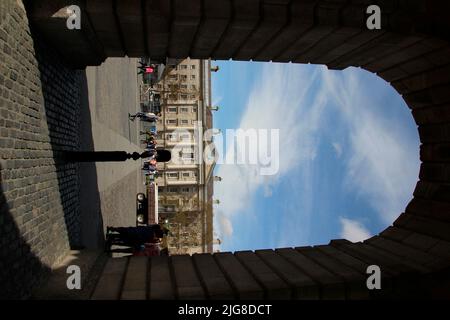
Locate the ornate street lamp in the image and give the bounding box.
[60,149,171,163]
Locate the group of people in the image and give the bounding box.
[105,224,169,256]
[140,130,158,177]
[128,111,161,122]
[127,93,162,178]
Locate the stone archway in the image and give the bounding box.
[19,0,450,299]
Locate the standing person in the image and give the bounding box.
[106,224,168,249]
[140,130,155,139]
[141,139,156,147]
[142,158,157,172]
[133,242,161,256]
[140,133,155,143]
[137,59,153,72]
[137,65,154,75]
[145,140,157,150]
[138,59,148,69]
[128,111,158,122]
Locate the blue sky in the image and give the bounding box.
[211,61,420,252]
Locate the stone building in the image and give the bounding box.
[148,58,216,255]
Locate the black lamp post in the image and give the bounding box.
[60,149,171,163]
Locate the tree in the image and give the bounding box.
[141,63,201,104]
[163,196,216,255]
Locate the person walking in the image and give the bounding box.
[128,111,158,122]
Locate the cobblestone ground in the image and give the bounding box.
[0,1,143,298]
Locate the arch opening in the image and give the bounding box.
[4,0,450,299]
[212,61,421,252]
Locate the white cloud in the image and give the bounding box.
[217,213,233,237]
[339,217,371,242]
[332,142,343,158]
[321,68,420,224]
[214,63,420,248]
[214,63,327,242]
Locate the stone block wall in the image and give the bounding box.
[0,0,82,299]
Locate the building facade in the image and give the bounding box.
[145,58,216,255]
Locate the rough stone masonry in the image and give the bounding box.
[0,0,82,299]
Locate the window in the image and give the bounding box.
[166,133,177,141]
[181,187,190,192]
[167,106,177,113]
[180,75,188,81]
[157,84,162,89]
[182,152,194,159]
[180,94,188,100]
[192,106,197,113]
[180,107,189,113]
[166,119,177,125]
[169,74,178,80]
[191,75,196,80]
[191,85,196,90]
[182,172,190,178]
[166,199,180,205]
[164,205,175,212]
[169,94,177,100]
[166,172,179,178]
[158,187,164,193]
[190,94,196,99]
[168,187,178,193]
[180,84,188,89]
[191,65,196,70]
[180,133,190,141]
[191,119,197,125]
[180,119,189,126]
[193,171,198,177]
[180,64,187,70]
